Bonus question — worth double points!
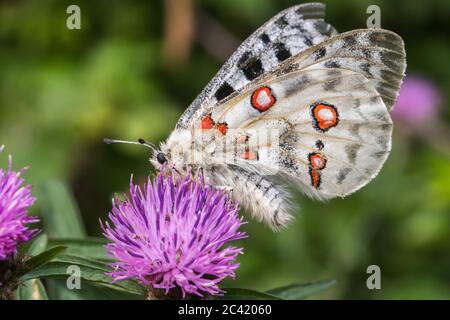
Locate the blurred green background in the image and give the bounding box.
[1,0,449,299]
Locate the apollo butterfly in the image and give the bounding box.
[106,3,406,230]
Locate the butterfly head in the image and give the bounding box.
[156,152,167,165]
[151,130,196,177]
[149,148,169,170]
[149,148,168,168]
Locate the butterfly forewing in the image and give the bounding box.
[277,29,406,110]
[176,3,337,129]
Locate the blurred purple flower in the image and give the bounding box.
[101,172,246,298]
[393,75,442,123]
[0,146,38,261]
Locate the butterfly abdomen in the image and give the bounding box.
[206,165,294,230]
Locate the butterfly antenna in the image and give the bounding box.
[103,138,157,153]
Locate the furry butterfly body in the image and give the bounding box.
[146,3,406,230]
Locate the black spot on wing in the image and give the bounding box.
[238,51,251,66]
[274,42,292,62]
[260,33,271,44]
[242,59,264,80]
[214,82,235,102]
[315,140,324,150]
[238,52,264,81]
[275,16,288,28]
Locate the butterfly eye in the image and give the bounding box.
[156,152,167,165]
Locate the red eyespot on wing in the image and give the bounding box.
[308,152,327,189]
[308,152,327,170]
[201,114,215,130]
[311,102,339,132]
[251,86,276,112]
[241,150,258,160]
[216,122,228,135]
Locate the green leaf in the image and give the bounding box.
[47,237,110,261]
[220,288,282,300]
[16,246,67,277]
[16,279,48,300]
[37,180,89,300]
[21,254,146,296]
[22,233,48,256]
[37,180,86,238]
[266,279,336,300]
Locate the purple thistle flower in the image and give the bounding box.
[393,75,442,124]
[0,146,38,261]
[101,172,247,298]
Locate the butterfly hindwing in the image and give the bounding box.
[199,67,392,200]
[176,3,337,129]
